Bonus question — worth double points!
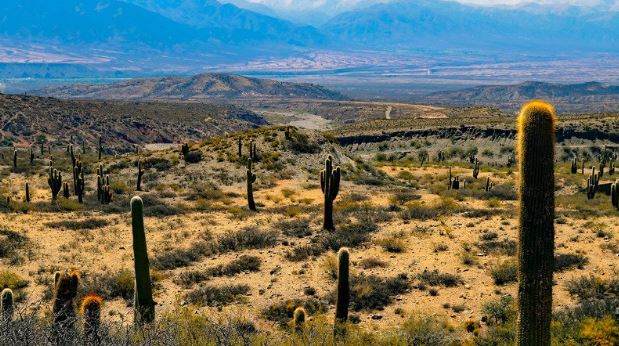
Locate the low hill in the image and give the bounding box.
[424,81,619,112]
[34,73,348,101]
[0,93,266,152]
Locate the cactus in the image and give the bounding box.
[451,176,460,190]
[48,165,63,201]
[30,146,34,165]
[137,160,144,191]
[1,288,13,321]
[81,293,103,345]
[12,149,17,170]
[473,159,480,179]
[610,161,616,176]
[98,137,103,160]
[101,177,112,205]
[25,182,30,203]
[52,271,79,343]
[581,160,585,174]
[448,167,452,190]
[321,156,340,231]
[238,138,242,157]
[611,180,619,209]
[249,141,257,161]
[485,177,491,192]
[293,306,306,333]
[571,158,577,174]
[247,158,257,211]
[63,182,70,199]
[516,101,555,346]
[334,248,350,332]
[181,143,189,158]
[131,196,155,325]
[75,166,85,204]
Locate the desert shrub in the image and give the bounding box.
[176,255,261,287]
[377,234,406,253]
[474,296,516,345]
[185,284,250,307]
[0,270,28,290]
[287,132,320,154]
[183,151,203,164]
[217,227,278,252]
[360,258,388,269]
[554,253,588,272]
[276,219,312,238]
[44,218,109,230]
[477,238,517,256]
[417,270,462,287]
[327,273,411,311]
[398,317,458,345]
[490,261,517,285]
[0,229,29,264]
[142,157,174,171]
[262,298,327,325]
[79,269,135,302]
[400,198,460,221]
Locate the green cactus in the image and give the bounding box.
[63,182,70,199]
[247,158,257,211]
[101,176,112,205]
[98,137,103,160]
[334,248,350,333]
[137,160,144,191]
[1,288,13,321]
[571,158,577,174]
[473,159,480,179]
[238,137,242,157]
[181,143,189,158]
[75,166,85,204]
[12,149,17,170]
[25,182,30,203]
[516,101,556,346]
[321,156,340,231]
[48,165,62,201]
[131,196,155,325]
[30,146,34,165]
[293,306,306,333]
[249,141,257,161]
[448,167,452,190]
[611,180,619,209]
[81,293,103,345]
[52,271,79,343]
[451,176,460,190]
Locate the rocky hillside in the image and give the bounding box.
[424,81,619,112]
[0,93,267,152]
[35,73,348,101]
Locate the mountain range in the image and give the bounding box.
[424,81,619,112]
[34,73,348,101]
[2,0,619,76]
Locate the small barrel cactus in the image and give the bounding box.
[52,271,79,343]
[335,247,350,326]
[81,293,103,345]
[293,306,306,333]
[1,288,14,321]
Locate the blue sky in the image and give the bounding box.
[242,0,617,11]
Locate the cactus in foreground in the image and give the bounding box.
[293,306,306,333]
[136,160,144,191]
[247,158,257,211]
[321,156,340,231]
[25,182,30,203]
[48,165,63,201]
[516,101,556,346]
[81,293,103,345]
[52,271,79,343]
[131,196,155,325]
[473,159,480,179]
[571,158,577,174]
[334,248,350,333]
[1,288,13,321]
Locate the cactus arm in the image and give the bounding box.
[131,196,155,325]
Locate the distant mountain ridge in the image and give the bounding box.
[34,73,348,101]
[424,81,619,112]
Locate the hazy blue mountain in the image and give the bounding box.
[322,0,619,52]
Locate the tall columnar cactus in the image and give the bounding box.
[321,156,340,231]
[81,293,103,345]
[238,138,242,157]
[249,141,257,161]
[451,176,460,190]
[98,137,103,160]
[63,182,70,199]
[473,159,480,179]
[96,164,103,201]
[448,167,452,190]
[516,101,555,346]
[131,196,155,325]
[30,146,34,165]
[75,166,85,204]
[611,180,619,209]
[293,306,306,333]
[48,166,62,201]
[334,248,350,330]
[101,176,112,204]
[1,288,13,321]
[25,182,30,203]
[181,143,189,158]
[12,149,17,170]
[137,160,144,191]
[247,159,257,211]
[571,158,577,174]
[52,271,79,343]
